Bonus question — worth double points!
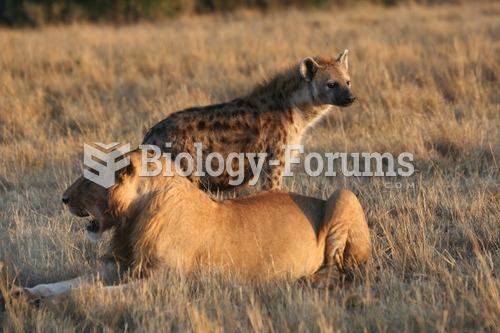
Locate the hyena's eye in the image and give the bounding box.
[326,82,339,89]
[346,80,351,87]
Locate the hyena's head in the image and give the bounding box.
[299,50,356,107]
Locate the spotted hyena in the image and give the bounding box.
[142,50,356,192]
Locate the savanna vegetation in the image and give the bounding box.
[0,1,499,331]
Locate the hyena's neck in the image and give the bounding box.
[247,67,332,128]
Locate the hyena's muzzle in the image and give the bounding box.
[335,86,357,107]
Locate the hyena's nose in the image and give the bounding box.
[62,196,69,204]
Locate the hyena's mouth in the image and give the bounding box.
[336,99,355,107]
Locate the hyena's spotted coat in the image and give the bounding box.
[143,50,356,192]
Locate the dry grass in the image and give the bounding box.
[0,1,499,332]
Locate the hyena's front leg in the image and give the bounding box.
[266,164,284,190]
[262,149,285,190]
[19,261,120,300]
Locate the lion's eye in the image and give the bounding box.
[326,82,339,89]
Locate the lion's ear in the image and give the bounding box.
[124,162,135,175]
[115,161,135,183]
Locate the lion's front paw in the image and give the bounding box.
[9,284,55,303]
[7,285,73,308]
[26,285,55,298]
[1,285,43,307]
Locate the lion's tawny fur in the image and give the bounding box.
[22,150,370,299]
[106,150,370,280]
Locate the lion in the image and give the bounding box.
[61,176,114,242]
[20,150,370,299]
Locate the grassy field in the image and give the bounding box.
[0,1,499,332]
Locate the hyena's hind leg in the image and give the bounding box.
[312,190,371,287]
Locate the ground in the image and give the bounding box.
[0,1,499,331]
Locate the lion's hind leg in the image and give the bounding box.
[323,189,371,271]
[311,189,370,288]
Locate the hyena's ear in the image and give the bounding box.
[336,49,349,71]
[299,57,321,81]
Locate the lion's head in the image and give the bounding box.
[108,150,184,222]
[62,149,201,244]
[62,176,115,242]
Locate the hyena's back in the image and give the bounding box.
[142,99,294,191]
